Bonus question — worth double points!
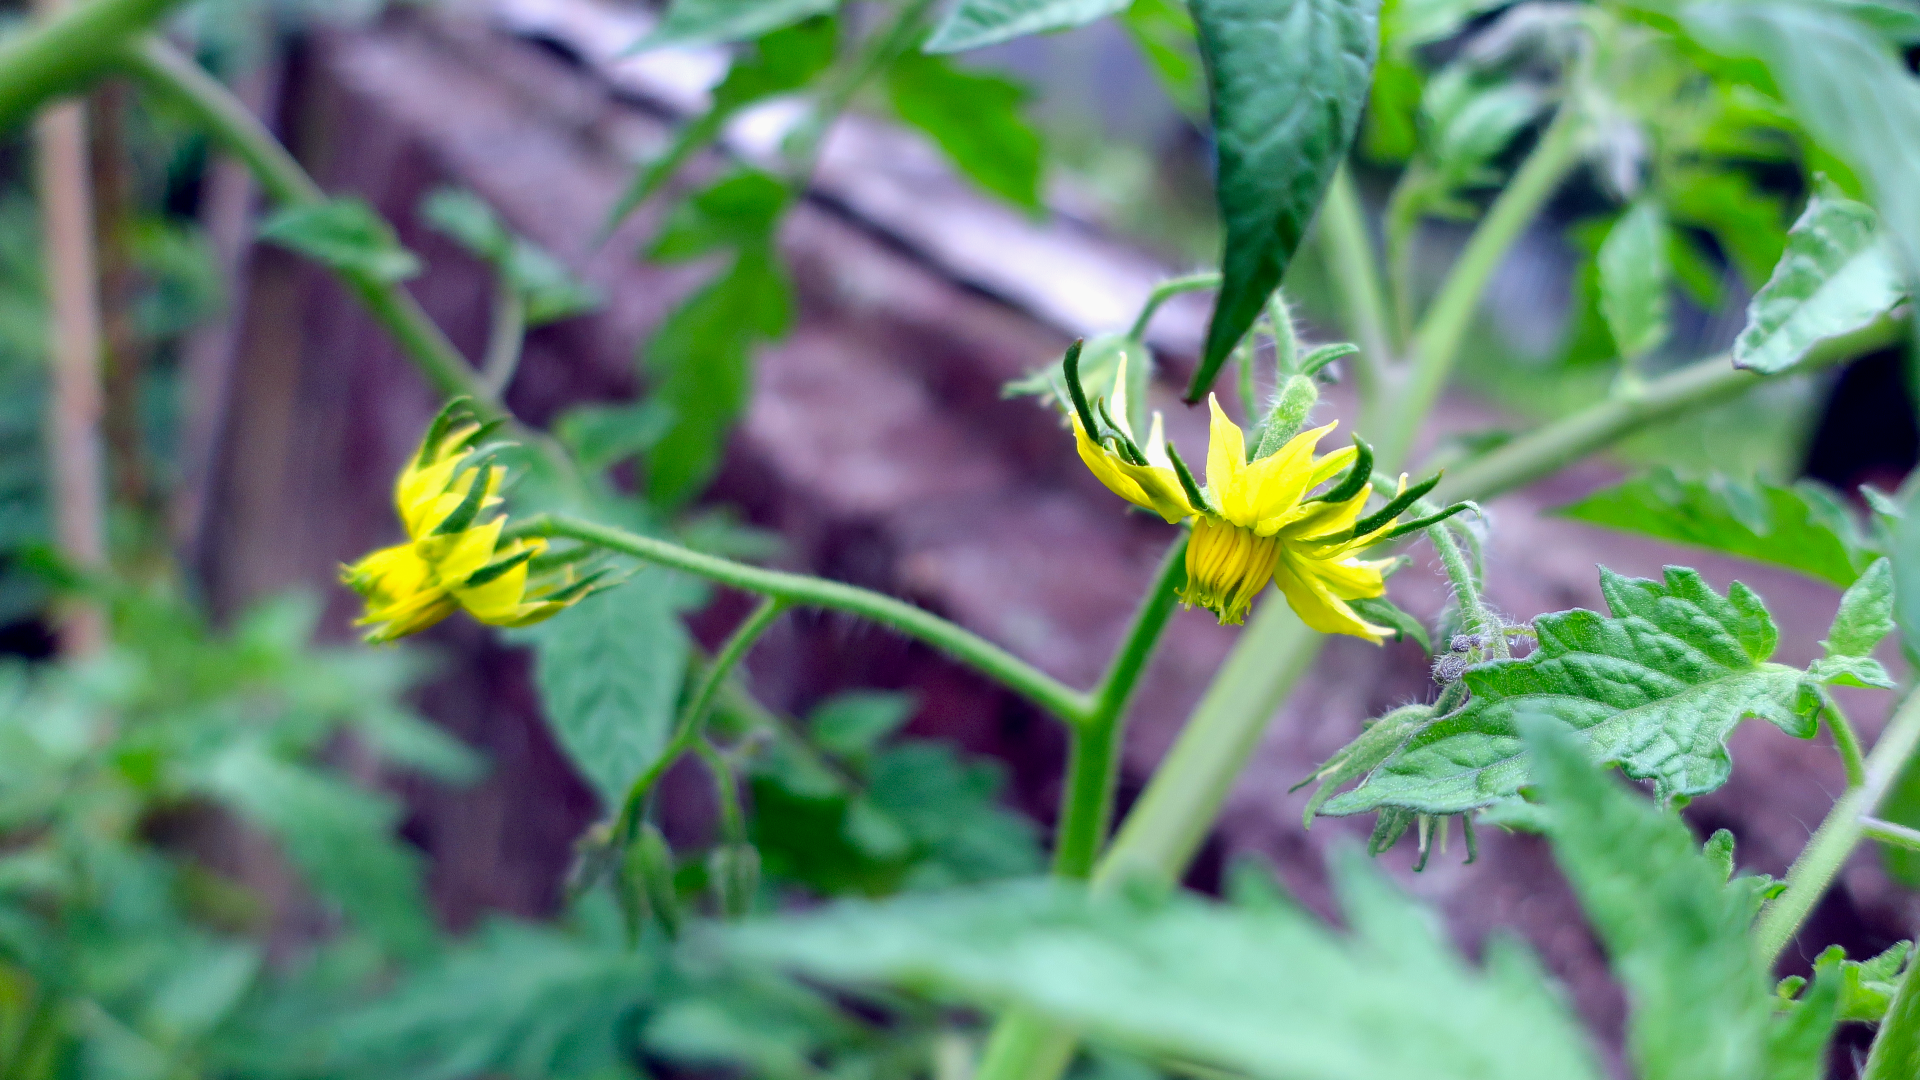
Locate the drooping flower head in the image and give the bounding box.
[1063,343,1455,640]
[343,399,603,643]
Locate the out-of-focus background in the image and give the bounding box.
[2,0,1918,1076]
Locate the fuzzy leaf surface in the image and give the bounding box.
[1186,0,1378,400]
[1731,188,1904,374]
[1521,718,1773,1080]
[516,569,702,807]
[1556,468,1875,588]
[725,856,1601,1080]
[1323,567,1817,816]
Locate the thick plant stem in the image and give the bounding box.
[535,513,1090,724]
[1095,598,1322,887]
[1755,689,1920,967]
[1379,105,1585,471]
[1054,536,1189,879]
[1318,166,1393,400]
[1435,314,1905,504]
[33,24,109,656]
[116,39,489,407]
[1863,932,1920,1079]
[0,0,189,130]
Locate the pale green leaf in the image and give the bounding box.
[1731,188,1903,374]
[925,0,1129,53]
[1826,556,1894,657]
[516,571,702,807]
[1521,717,1773,1080]
[1682,2,1920,303]
[1187,0,1379,399]
[634,0,834,51]
[726,858,1602,1080]
[1322,567,1818,817]
[884,53,1044,209]
[809,692,915,759]
[1555,468,1876,588]
[1120,0,1205,120]
[421,189,599,326]
[259,198,420,283]
[1599,199,1673,358]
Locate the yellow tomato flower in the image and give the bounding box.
[1069,356,1414,640]
[343,400,601,643]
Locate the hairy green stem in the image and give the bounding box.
[0,0,188,129]
[616,597,788,842]
[1427,518,1507,659]
[1863,929,1920,1079]
[1434,314,1905,504]
[1755,689,1920,966]
[1094,598,1322,887]
[1826,690,1868,789]
[1860,816,1920,852]
[1128,273,1221,342]
[535,513,1090,723]
[1054,535,1189,879]
[1380,105,1585,471]
[1319,167,1393,400]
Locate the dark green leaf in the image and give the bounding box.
[885,53,1044,210]
[515,571,703,807]
[635,0,836,51]
[604,20,837,238]
[1556,468,1876,588]
[649,171,794,262]
[1186,0,1379,400]
[1681,1,1920,302]
[200,745,435,957]
[1663,166,1788,289]
[1520,716,1772,1080]
[259,198,420,283]
[925,0,1130,52]
[645,235,794,506]
[1599,199,1673,358]
[1323,567,1818,817]
[1731,187,1903,374]
[726,855,1602,1079]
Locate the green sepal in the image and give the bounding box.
[461,547,534,588]
[1165,441,1215,515]
[416,397,478,468]
[1305,435,1374,506]
[1378,500,1475,541]
[1350,472,1443,539]
[1299,342,1359,378]
[1347,595,1431,652]
[707,843,762,919]
[430,452,502,536]
[1060,339,1099,436]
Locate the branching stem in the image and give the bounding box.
[1128,273,1221,342]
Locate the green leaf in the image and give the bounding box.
[884,53,1044,210]
[516,571,702,807]
[200,744,435,957]
[331,919,656,1080]
[1599,199,1673,358]
[1555,468,1877,588]
[649,171,793,262]
[726,855,1602,1079]
[1730,187,1904,374]
[421,189,599,327]
[925,0,1130,52]
[1323,567,1818,817]
[809,692,915,759]
[555,400,676,473]
[1680,1,1920,303]
[1518,716,1773,1080]
[635,0,835,50]
[1663,166,1788,289]
[1120,0,1206,120]
[604,20,837,238]
[645,247,793,506]
[259,198,420,283]
[1890,476,1920,666]
[1383,0,1510,52]
[1826,556,1895,657]
[1186,0,1379,401]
